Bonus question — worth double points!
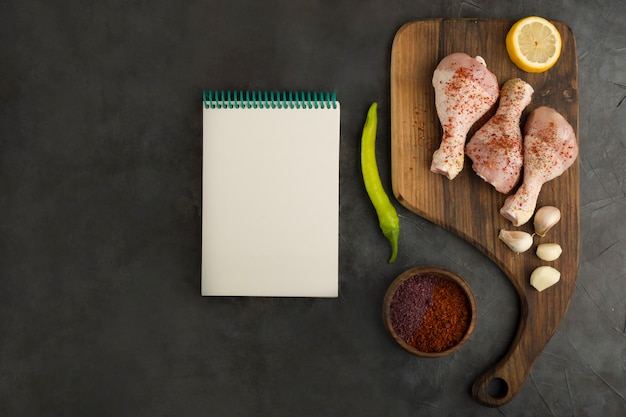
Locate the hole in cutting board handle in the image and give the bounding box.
[473,374,515,407]
[486,377,509,399]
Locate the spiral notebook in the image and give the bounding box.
[202,91,340,297]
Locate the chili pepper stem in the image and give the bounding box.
[360,102,400,264]
[383,228,399,264]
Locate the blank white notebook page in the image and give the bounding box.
[202,98,340,297]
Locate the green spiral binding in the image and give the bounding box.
[203,90,338,110]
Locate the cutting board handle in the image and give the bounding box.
[472,300,536,407]
[470,266,574,407]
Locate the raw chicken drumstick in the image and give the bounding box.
[500,106,578,226]
[466,78,534,194]
[431,53,500,180]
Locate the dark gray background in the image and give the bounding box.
[1,0,624,416]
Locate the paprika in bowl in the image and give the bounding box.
[382,266,477,358]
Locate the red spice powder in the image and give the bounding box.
[389,274,471,353]
[411,279,471,353]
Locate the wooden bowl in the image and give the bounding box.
[382,266,477,358]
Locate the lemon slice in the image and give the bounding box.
[506,16,562,73]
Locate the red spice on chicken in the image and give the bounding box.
[466,78,534,194]
[430,53,500,180]
[500,106,578,226]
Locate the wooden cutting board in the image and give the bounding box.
[390,18,579,407]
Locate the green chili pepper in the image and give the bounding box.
[360,102,400,263]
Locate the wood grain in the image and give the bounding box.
[390,19,579,407]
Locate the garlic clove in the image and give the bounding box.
[534,206,561,237]
[536,243,563,261]
[530,266,561,292]
[499,230,533,253]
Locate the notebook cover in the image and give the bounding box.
[201,92,340,297]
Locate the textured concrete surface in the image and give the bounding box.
[1,1,624,416]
